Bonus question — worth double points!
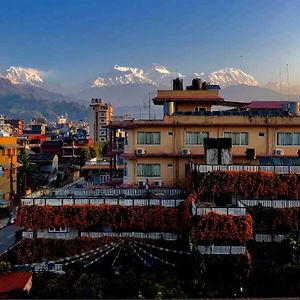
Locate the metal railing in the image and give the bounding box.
[254,234,286,243]
[52,187,184,197]
[189,161,300,174]
[196,206,247,216]
[80,232,178,241]
[22,231,34,239]
[240,199,300,208]
[21,197,185,207]
[196,245,246,255]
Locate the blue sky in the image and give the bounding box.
[1,0,300,85]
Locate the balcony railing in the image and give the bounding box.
[189,161,300,174]
[196,245,246,255]
[254,234,286,243]
[81,232,178,241]
[52,187,185,197]
[21,197,185,207]
[196,206,247,216]
[240,199,300,208]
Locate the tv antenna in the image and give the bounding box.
[286,63,290,101]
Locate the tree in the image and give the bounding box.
[17,148,40,195]
[79,146,91,166]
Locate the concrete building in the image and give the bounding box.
[89,98,113,144]
[108,78,300,187]
[0,137,20,200]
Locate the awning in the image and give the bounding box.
[1,162,22,169]
[0,144,21,149]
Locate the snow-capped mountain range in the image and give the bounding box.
[90,64,258,89]
[0,63,298,120]
[0,64,259,89]
[2,66,44,86]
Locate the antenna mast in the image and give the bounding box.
[286,63,290,101]
[279,67,282,97]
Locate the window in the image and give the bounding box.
[48,226,68,233]
[137,164,160,177]
[277,132,300,145]
[259,132,265,137]
[168,132,174,136]
[137,132,160,145]
[124,162,128,177]
[195,107,206,112]
[185,132,208,145]
[168,163,173,168]
[224,132,248,146]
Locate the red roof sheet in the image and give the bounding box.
[0,272,32,293]
[247,101,290,109]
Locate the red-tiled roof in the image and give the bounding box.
[0,272,32,293]
[247,101,289,110]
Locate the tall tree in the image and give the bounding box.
[17,148,40,195]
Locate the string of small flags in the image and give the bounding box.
[129,242,149,266]
[111,240,125,267]
[63,242,118,266]
[63,243,116,266]
[132,241,175,267]
[49,242,115,264]
[0,238,23,258]
[83,241,122,268]
[135,239,191,255]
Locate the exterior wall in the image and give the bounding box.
[177,102,212,112]
[90,99,113,144]
[36,229,78,239]
[0,137,18,199]
[122,114,300,186]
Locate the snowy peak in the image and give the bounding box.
[3,66,44,86]
[152,64,170,75]
[92,65,155,87]
[208,68,258,87]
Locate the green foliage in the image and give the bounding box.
[17,148,41,194]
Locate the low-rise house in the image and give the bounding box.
[0,272,32,298]
[28,153,58,184]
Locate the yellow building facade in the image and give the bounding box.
[0,137,19,200]
[109,80,300,187]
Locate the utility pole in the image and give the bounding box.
[9,154,13,212]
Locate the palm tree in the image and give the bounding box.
[17,148,40,195]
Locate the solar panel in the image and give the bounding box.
[259,157,270,165]
[281,157,293,166]
[270,157,282,166]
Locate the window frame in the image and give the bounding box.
[137,131,161,145]
[137,163,160,177]
[224,132,248,146]
[185,131,209,145]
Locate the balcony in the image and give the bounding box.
[196,245,246,255]
[21,197,185,207]
[80,232,178,241]
[189,161,300,174]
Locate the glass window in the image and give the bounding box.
[137,132,160,145]
[185,132,208,145]
[137,164,160,177]
[277,132,300,145]
[224,132,248,146]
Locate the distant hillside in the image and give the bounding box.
[0,94,88,121]
[221,84,295,102]
[0,77,81,103]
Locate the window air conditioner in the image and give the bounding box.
[136,148,146,155]
[154,180,162,187]
[274,149,284,155]
[182,148,191,155]
[137,180,146,187]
